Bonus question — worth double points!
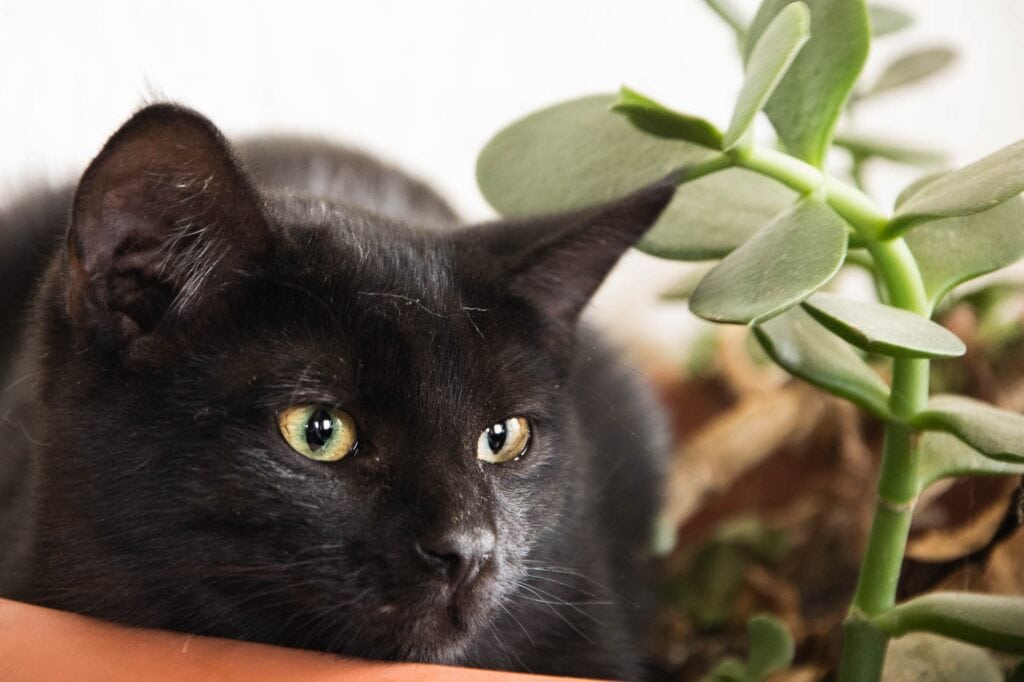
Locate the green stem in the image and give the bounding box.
[672,144,889,239]
[673,153,734,185]
[735,146,890,238]
[840,616,889,682]
[680,140,935,681]
[849,426,916,613]
[867,239,930,318]
[839,238,930,682]
[684,138,938,682]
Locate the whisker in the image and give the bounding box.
[496,600,537,648]
[523,569,599,598]
[520,559,608,590]
[513,583,594,643]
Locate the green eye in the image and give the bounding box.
[476,417,531,464]
[277,405,358,462]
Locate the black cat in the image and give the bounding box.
[0,104,674,679]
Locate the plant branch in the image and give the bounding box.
[670,145,892,240]
[673,141,937,682]
[672,141,933,682]
[866,239,929,318]
[703,0,747,41]
[675,153,734,184]
[733,146,890,237]
[839,238,930,682]
[839,616,889,682]
[850,425,917,611]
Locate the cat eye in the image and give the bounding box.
[277,405,358,462]
[476,417,531,464]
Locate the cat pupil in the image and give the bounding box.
[305,410,335,451]
[487,422,507,453]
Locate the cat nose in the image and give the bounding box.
[414,528,495,586]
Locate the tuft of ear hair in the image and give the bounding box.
[65,103,269,350]
[460,177,678,331]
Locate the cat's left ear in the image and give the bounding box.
[460,178,677,329]
[66,104,269,350]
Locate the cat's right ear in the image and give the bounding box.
[66,104,269,350]
[458,178,677,340]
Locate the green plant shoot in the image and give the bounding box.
[475,1,1024,679]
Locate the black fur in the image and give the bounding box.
[0,104,673,679]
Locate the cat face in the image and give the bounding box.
[32,105,674,662]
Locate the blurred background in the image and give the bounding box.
[3,0,1024,362]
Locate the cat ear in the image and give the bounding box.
[66,103,269,349]
[462,178,677,330]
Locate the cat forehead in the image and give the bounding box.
[278,208,453,284]
[262,210,499,337]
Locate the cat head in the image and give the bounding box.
[33,104,674,662]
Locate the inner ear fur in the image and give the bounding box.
[459,178,677,332]
[66,103,270,349]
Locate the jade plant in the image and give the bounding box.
[475,1,1024,680]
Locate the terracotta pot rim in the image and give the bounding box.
[0,597,589,681]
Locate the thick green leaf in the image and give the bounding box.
[702,659,747,682]
[887,138,1024,236]
[753,306,892,418]
[690,198,847,324]
[675,542,749,628]
[746,615,794,680]
[865,47,956,97]
[477,94,715,216]
[911,395,1024,463]
[897,170,1024,308]
[833,132,944,166]
[905,195,1024,311]
[697,616,794,682]
[882,633,1003,682]
[612,87,723,149]
[873,592,1024,654]
[869,4,912,37]
[745,0,870,166]
[801,292,965,358]
[670,519,791,633]
[894,173,941,208]
[715,517,791,563]
[639,168,797,260]
[723,2,810,150]
[916,432,1024,493]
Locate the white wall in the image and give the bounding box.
[3,1,1022,360]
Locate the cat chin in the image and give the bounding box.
[391,576,507,663]
[399,629,473,666]
[350,607,482,665]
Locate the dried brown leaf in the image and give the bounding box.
[984,524,1024,594]
[907,478,1018,562]
[766,666,825,682]
[666,384,828,528]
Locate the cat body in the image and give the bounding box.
[0,105,672,679]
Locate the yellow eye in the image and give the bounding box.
[277,405,358,462]
[476,417,531,464]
